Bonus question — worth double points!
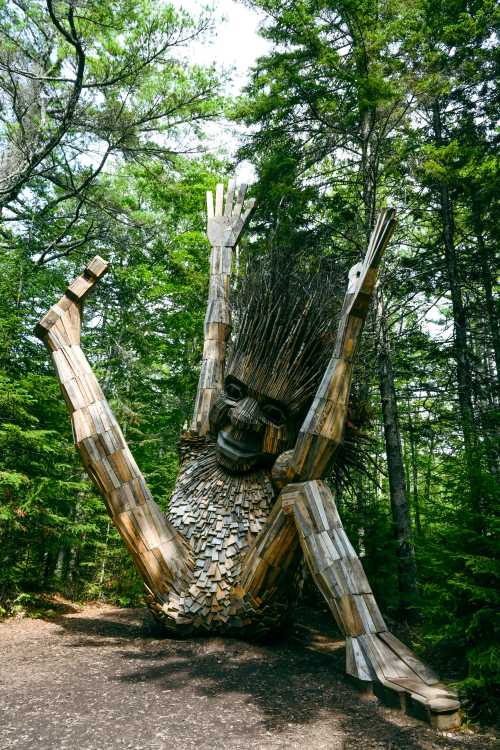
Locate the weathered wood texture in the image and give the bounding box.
[36,191,459,729]
[291,209,397,480]
[280,479,460,729]
[240,496,300,603]
[35,258,193,603]
[147,434,300,636]
[190,182,255,435]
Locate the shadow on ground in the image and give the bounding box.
[23,605,493,750]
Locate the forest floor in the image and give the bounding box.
[0,602,498,750]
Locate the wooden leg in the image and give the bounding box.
[281,480,460,729]
[36,258,193,608]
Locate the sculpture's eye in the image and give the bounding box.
[261,402,287,426]
[225,379,246,401]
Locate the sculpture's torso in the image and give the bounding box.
[145,435,299,637]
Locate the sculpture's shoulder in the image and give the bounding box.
[178,429,213,465]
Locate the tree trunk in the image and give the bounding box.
[407,405,421,537]
[424,431,434,526]
[432,101,477,484]
[97,522,110,599]
[377,292,418,617]
[359,89,417,617]
[54,547,66,582]
[470,199,500,397]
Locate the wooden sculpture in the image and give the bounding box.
[36,181,460,729]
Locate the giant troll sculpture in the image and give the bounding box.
[36,181,460,729]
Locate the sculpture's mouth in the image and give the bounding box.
[216,429,261,472]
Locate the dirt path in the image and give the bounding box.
[0,604,497,750]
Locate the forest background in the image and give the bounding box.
[0,0,498,724]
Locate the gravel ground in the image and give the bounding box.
[0,604,497,750]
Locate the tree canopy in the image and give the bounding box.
[0,0,498,723]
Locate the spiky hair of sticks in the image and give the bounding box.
[226,257,343,413]
[226,252,375,488]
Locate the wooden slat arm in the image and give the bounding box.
[290,209,397,480]
[190,180,255,435]
[36,257,193,602]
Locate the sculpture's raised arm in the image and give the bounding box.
[35,259,193,603]
[290,208,397,480]
[190,180,255,435]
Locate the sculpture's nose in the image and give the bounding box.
[229,396,263,432]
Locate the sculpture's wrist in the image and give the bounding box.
[271,450,297,493]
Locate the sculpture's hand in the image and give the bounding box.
[206,181,255,248]
[339,208,397,331]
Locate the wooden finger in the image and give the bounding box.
[232,183,247,218]
[206,190,214,219]
[364,208,396,270]
[240,197,256,227]
[215,183,224,216]
[224,179,235,217]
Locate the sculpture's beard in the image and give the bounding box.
[216,426,262,474]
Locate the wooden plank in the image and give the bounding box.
[306,481,330,530]
[72,374,95,404]
[290,494,315,537]
[71,407,94,443]
[53,319,73,347]
[315,481,342,528]
[317,530,341,566]
[96,428,116,456]
[122,447,142,480]
[67,344,93,376]
[95,455,121,492]
[336,316,363,359]
[204,299,231,326]
[109,485,134,514]
[130,476,154,505]
[379,631,439,685]
[58,306,78,345]
[108,449,135,483]
[335,527,357,558]
[61,377,88,412]
[363,634,416,682]
[85,255,109,279]
[202,336,226,361]
[346,636,376,681]
[66,275,93,301]
[79,370,104,403]
[357,634,388,683]
[51,349,74,383]
[348,557,372,595]
[117,509,151,553]
[96,399,114,431]
[337,594,365,637]
[215,182,224,215]
[390,678,459,711]
[363,593,386,631]
[35,304,63,335]
[81,435,101,464]
[319,564,346,598]
[352,594,376,634]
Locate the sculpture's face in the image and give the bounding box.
[209,376,300,473]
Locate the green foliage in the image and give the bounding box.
[237,0,499,722]
[0,0,498,727]
[0,151,221,609]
